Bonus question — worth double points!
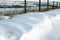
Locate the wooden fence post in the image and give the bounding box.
[56,2,58,8]
[47,0,49,10]
[53,1,54,9]
[39,0,41,11]
[24,0,27,13]
[59,2,60,8]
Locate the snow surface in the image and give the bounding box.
[0,9,60,40]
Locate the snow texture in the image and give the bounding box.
[0,9,60,40]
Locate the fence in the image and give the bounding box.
[24,0,60,12]
[0,0,60,16]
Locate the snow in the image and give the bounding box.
[0,9,60,40]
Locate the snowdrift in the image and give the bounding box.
[0,9,60,40]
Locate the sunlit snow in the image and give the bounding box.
[0,9,60,40]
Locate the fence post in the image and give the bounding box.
[39,0,41,11]
[24,0,27,13]
[56,2,58,8]
[59,2,60,8]
[53,1,54,9]
[47,0,49,10]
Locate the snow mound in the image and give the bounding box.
[0,9,60,40]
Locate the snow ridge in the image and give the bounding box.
[0,9,60,40]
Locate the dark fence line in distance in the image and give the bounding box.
[0,0,60,14]
[24,0,60,12]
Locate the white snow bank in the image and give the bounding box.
[20,15,53,40]
[0,9,60,40]
[45,14,60,40]
[20,9,60,40]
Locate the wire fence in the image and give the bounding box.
[0,0,60,15]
